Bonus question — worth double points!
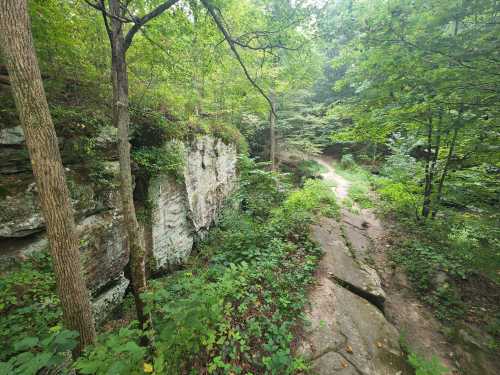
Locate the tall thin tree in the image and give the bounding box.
[0,0,96,356]
[85,0,180,331]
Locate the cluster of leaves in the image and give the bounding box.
[399,333,448,375]
[75,159,338,374]
[0,251,61,362]
[0,329,78,375]
[132,140,186,181]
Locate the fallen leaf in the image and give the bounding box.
[346,345,353,353]
[341,361,348,368]
[143,363,153,373]
[376,342,383,348]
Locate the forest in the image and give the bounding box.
[0,0,498,374]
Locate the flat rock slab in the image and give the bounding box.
[341,209,374,263]
[299,276,410,375]
[311,217,385,308]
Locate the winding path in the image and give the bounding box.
[298,157,458,374]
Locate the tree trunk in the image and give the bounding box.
[0,0,96,356]
[433,113,460,218]
[270,91,277,171]
[422,112,442,218]
[109,0,151,332]
[422,114,433,218]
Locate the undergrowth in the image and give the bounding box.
[338,154,500,336]
[73,157,338,374]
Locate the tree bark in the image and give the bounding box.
[0,0,96,356]
[108,0,151,332]
[433,108,461,218]
[422,115,433,217]
[270,90,277,171]
[422,112,442,218]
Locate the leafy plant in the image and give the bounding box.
[132,140,186,180]
[74,325,147,375]
[0,251,61,361]
[0,329,78,375]
[408,352,448,375]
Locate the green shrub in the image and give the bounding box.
[0,329,78,375]
[340,153,356,169]
[0,251,61,361]
[132,140,185,180]
[295,160,327,182]
[348,184,373,209]
[377,179,420,217]
[237,155,290,222]
[408,352,448,375]
[74,325,146,375]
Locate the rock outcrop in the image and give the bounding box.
[0,131,237,323]
[300,216,410,374]
[147,136,237,271]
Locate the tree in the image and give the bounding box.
[0,0,96,356]
[84,0,182,334]
[323,0,499,218]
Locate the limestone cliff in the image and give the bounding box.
[0,127,237,323]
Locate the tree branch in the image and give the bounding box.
[124,0,180,50]
[201,0,277,117]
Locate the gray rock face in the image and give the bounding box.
[147,136,237,271]
[92,274,129,325]
[184,136,237,231]
[147,174,193,271]
[0,134,237,322]
[300,278,409,375]
[0,163,121,239]
[300,215,409,374]
[79,211,128,293]
[0,183,44,237]
[0,126,25,145]
[311,217,386,308]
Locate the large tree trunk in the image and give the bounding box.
[270,91,277,171]
[0,0,96,356]
[109,0,151,332]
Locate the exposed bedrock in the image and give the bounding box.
[0,133,237,322]
[300,216,410,374]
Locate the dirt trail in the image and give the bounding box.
[299,157,458,374]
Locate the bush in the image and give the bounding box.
[74,325,146,375]
[376,178,420,217]
[1,329,78,375]
[0,251,61,362]
[340,153,356,169]
[408,352,448,375]
[132,140,186,180]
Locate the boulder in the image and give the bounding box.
[79,211,128,294]
[92,274,129,325]
[0,182,44,237]
[184,136,237,231]
[147,136,237,272]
